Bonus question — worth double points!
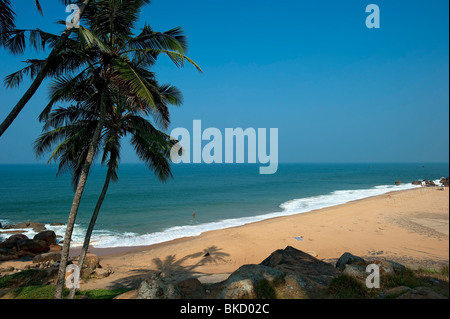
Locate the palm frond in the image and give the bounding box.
[0,0,16,45]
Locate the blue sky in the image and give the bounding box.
[0,0,448,164]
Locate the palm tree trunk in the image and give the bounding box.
[53,102,105,299]
[0,0,91,138]
[68,166,113,299]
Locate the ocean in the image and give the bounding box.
[0,163,448,248]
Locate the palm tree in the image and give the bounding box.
[0,0,92,137]
[0,0,15,44]
[25,0,201,299]
[35,77,182,298]
[1,0,42,35]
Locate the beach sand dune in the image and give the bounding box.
[75,187,448,290]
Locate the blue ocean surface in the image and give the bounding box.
[0,163,448,248]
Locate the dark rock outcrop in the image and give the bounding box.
[216,264,284,299]
[33,231,56,245]
[336,252,366,271]
[3,222,46,232]
[261,246,340,287]
[136,272,183,299]
[17,239,49,254]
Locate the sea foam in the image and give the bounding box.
[67,182,420,248]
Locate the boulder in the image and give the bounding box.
[32,252,61,264]
[3,222,46,232]
[49,244,62,251]
[82,253,100,270]
[440,177,449,187]
[17,239,49,254]
[261,246,340,288]
[176,278,206,299]
[412,181,422,185]
[33,231,56,245]
[92,268,113,279]
[0,234,29,249]
[216,264,284,299]
[0,248,15,261]
[371,259,406,275]
[342,263,367,280]
[136,273,182,299]
[395,180,402,185]
[336,252,366,271]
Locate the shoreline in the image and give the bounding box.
[71,185,424,255]
[1,186,448,291]
[74,186,449,289]
[71,187,427,257]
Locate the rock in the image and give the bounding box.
[3,222,46,232]
[17,239,49,254]
[336,252,366,271]
[176,278,205,299]
[395,180,402,185]
[92,268,112,279]
[82,253,100,270]
[379,286,411,298]
[32,252,61,264]
[440,177,449,187]
[342,263,367,280]
[217,278,255,299]
[33,230,56,245]
[0,266,15,274]
[49,244,62,251]
[0,234,29,249]
[0,230,27,234]
[261,246,340,288]
[412,181,422,185]
[397,287,446,299]
[216,264,284,299]
[50,223,65,226]
[0,247,12,256]
[371,259,406,275]
[136,273,182,299]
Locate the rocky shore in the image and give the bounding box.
[1,246,447,299]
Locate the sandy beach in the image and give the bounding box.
[61,186,448,290]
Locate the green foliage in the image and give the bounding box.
[3,284,129,299]
[0,269,52,289]
[327,275,369,299]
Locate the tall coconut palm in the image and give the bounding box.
[0,0,94,137]
[35,75,182,298]
[25,0,201,299]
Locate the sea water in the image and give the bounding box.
[0,163,448,248]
